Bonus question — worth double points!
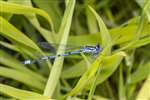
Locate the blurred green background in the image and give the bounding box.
[0,0,150,100]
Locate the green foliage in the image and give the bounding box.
[0,83,50,100]
[43,0,76,97]
[0,0,149,99]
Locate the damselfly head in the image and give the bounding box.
[81,43,102,54]
[95,43,102,53]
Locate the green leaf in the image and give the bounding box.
[85,6,98,33]
[118,64,126,100]
[12,0,55,43]
[136,75,150,100]
[62,60,86,79]
[67,21,150,46]
[88,6,112,55]
[93,95,110,100]
[0,16,52,69]
[136,0,150,22]
[0,1,54,32]
[43,0,76,97]
[117,0,150,51]
[0,50,46,82]
[0,83,50,100]
[0,41,20,52]
[128,61,150,84]
[95,52,126,85]
[66,52,125,96]
[0,67,45,90]
[32,0,62,32]
[0,16,41,52]
[125,36,150,49]
[5,0,55,43]
[134,0,150,40]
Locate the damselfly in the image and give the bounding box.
[22,43,102,65]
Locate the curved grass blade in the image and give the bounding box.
[125,36,150,49]
[0,50,46,82]
[135,0,150,40]
[0,16,41,53]
[136,75,150,100]
[95,52,126,85]
[61,24,149,80]
[32,0,62,32]
[67,21,150,47]
[0,41,20,52]
[85,5,98,33]
[0,83,50,100]
[62,60,87,79]
[7,0,55,43]
[65,51,125,97]
[88,60,101,100]
[136,0,150,22]
[128,61,150,84]
[0,1,54,32]
[118,64,126,100]
[0,16,52,68]
[43,0,76,97]
[88,6,112,55]
[116,0,150,51]
[0,67,45,90]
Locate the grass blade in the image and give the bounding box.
[136,75,150,100]
[0,84,50,100]
[0,67,45,90]
[43,0,76,97]
[0,16,41,52]
[66,51,125,97]
[118,64,126,100]
[88,6,112,55]
[0,50,46,82]
[0,1,54,32]
[128,61,150,84]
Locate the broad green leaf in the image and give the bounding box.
[0,1,54,32]
[66,52,125,96]
[85,6,98,33]
[32,0,62,32]
[0,50,46,82]
[134,0,150,40]
[0,16,41,52]
[126,36,150,49]
[88,60,101,100]
[0,67,45,90]
[0,41,20,52]
[136,75,150,100]
[7,0,55,43]
[21,17,39,42]
[62,60,86,79]
[0,16,52,69]
[136,0,150,22]
[67,21,150,47]
[128,61,150,84]
[93,95,110,100]
[88,6,112,55]
[95,52,126,85]
[117,0,150,51]
[62,23,149,80]
[43,0,75,97]
[0,83,50,100]
[0,0,149,99]
[114,24,150,46]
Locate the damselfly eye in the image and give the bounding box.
[96,44,100,49]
